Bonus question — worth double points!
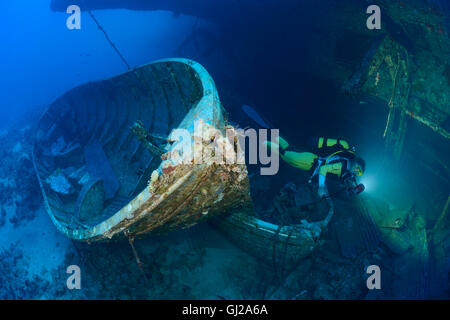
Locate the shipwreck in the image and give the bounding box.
[32,58,329,264]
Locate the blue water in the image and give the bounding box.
[0,1,196,129]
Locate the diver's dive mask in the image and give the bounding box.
[353,164,363,177]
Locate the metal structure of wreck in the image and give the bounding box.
[32,58,326,264]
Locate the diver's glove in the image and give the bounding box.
[344,177,365,196]
[351,183,365,195]
[342,171,357,188]
[341,171,353,182]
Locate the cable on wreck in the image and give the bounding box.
[87,10,131,70]
[124,231,149,283]
[86,8,153,283]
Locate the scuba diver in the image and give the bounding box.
[242,104,366,198]
[266,136,366,198]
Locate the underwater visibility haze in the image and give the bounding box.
[0,0,449,300]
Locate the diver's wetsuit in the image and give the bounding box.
[267,136,357,196]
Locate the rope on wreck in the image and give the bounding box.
[124,231,149,283]
[271,225,282,275]
[383,63,400,138]
[265,226,294,299]
[87,10,131,70]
